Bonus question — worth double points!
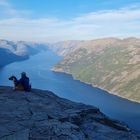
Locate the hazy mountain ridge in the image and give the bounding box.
[0,39,47,56]
[0,86,139,140]
[52,37,140,102]
[49,40,85,56]
[0,48,28,67]
[0,39,47,67]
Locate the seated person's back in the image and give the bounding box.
[17,72,31,91]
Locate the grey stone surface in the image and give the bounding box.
[0,86,139,140]
[0,129,29,140]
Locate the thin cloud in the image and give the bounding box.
[0,3,140,42]
[0,0,31,18]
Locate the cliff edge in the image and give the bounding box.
[0,86,139,140]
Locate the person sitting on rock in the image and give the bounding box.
[16,72,31,91]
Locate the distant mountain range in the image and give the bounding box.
[0,48,28,67]
[52,37,140,102]
[0,39,47,67]
[49,40,83,56]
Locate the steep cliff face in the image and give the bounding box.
[0,48,28,67]
[0,39,47,56]
[52,37,140,102]
[0,39,47,67]
[0,86,139,140]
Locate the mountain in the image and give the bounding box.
[0,86,139,140]
[14,41,47,56]
[49,40,84,56]
[0,39,47,67]
[0,48,28,67]
[0,39,47,56]
[52,37,140,102]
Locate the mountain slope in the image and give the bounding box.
[53,38,140,102]
[0,86,139,140]
[49,40,84,56]
[0,48,28,67]
[0,39,47,56]
[0,39,47,67]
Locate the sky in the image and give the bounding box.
[0,0,140,42]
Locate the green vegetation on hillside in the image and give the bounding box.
[53,38,140,102]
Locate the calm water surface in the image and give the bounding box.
[0,49,140,132]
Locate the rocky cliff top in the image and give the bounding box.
[0,86,139,140]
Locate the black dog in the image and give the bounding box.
[9,75,24,90]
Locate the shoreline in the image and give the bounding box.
[52,69,140,104]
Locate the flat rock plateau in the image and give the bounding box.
[0,86,139,140]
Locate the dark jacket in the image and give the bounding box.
[17,75,31,91]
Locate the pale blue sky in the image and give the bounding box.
[0,0,140,42]
[8,0,140,19]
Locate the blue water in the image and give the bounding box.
[0,49,140,132]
